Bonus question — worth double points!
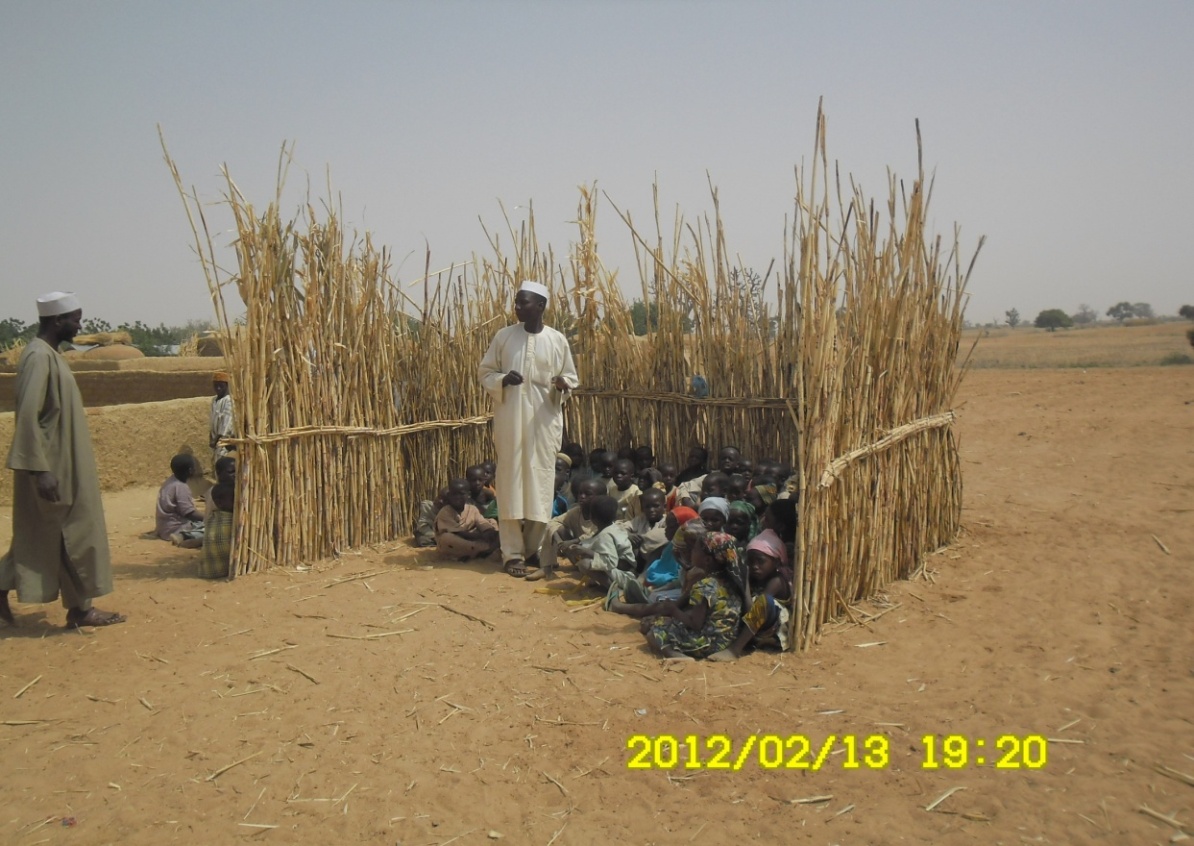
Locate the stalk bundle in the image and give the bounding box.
[787,113,982,648]
[161,106,980,649]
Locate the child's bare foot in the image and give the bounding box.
[707,648,740,662]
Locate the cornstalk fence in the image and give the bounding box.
[162,107,981,650]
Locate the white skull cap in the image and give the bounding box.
[36,292,81,317]
[517,280,549,300]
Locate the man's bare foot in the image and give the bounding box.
[0,591,14,625]
[65,608,126,629]
[707,648,740,662]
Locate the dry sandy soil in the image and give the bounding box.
[2,367,1192,845]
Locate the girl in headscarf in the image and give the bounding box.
[697,496,730,532]
[744,476,778,514]
[726,500,759,552]
[709,528,793,661]
[643,532,745,660]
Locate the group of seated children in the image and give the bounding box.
[153,453,237,579]
[429,443,798,661]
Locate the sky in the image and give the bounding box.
[1,0,1191,328]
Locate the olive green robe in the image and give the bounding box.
[0,339,112,604]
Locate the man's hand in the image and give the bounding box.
[552,376,570,392]
[502,370,525,387]
[33,471,60,503]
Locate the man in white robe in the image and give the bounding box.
[0,292,124,628]
[479,281,579,577]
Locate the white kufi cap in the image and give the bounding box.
[517,280,549,301]
[36,291,81,317]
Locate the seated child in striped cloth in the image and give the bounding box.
[199,482,235,579]
[434,478,500,560]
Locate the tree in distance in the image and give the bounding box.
[1005,308,1021,328]
[1035,309,1074,332]
[1179,304,1194,320]
[1106,301,1154,322]
[1071,304,1098,325]
[1106,302,1133,321]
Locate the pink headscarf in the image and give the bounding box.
[746,528,788,567]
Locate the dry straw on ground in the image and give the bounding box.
[161,107,980,649]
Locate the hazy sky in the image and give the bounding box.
[2,1,1191,327]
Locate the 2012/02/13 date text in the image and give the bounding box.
[625,734,891,771]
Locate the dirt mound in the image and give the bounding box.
[0,396,210,505]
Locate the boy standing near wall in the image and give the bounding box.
[210,371,235,468]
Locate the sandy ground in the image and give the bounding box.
[2,367,1192,845]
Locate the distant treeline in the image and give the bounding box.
[0,317,212,356]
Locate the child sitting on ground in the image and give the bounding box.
[744,474,778,514]
[434,478,500,560]
[559,495,636,598]
[205,455,237,520]
[709,529,793,660]
[529,477,607,581]
[466,464,496,511]
[656,462,679,509]
[680,470,730,508]
[199,482,235,579]
[598,450,618,493]
[413,485,447,547]
[609,510,702,615]
[697,496,730,533]
[641,532,745,660]
[157,453,205,547]
[726,500,759,554]
[609,458,642,520]
[553,451,573,513]
[762,498,798,563]
[620,487,669,572]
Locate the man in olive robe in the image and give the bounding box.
[0,292,124,628]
